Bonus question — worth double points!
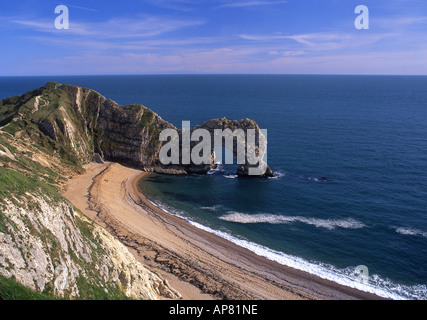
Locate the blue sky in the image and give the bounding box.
[0,0,426,75]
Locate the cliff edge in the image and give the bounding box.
[0,82,273,177]
[0,82,272,299]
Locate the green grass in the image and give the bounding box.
[0,208,8,234]
[0,167,61,204]
[1,120,25,136]
[140,109,154,127]
[75,276,130,300]
[0,133,17,153]
[2,83,91,169]
[0,275,59,300]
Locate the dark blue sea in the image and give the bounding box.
[1,75,426,299]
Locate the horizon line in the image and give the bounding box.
[1,73,427,77]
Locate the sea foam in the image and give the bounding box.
[219,212,366,230]
[395,227,427,238]
[268,170,286,180]
[146,197,425,300]
[185,217,423,300]
[224,175,238,179]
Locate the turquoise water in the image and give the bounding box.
[1,75,427,299]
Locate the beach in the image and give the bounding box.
[62,161,382,300]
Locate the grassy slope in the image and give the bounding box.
[0,274,58,300]
[0,84,132,300]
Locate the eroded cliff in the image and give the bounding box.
[0,82,273,176]
[0,82,272,299]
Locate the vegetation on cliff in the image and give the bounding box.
[0,82,270,299]
[0,83,180,300]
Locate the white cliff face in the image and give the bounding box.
[0,195,180,300]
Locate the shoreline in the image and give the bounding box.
[63,162,383,300]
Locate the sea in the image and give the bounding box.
[1,74,426,300]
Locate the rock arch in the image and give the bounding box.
[164,118,274,177]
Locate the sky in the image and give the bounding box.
[0,0,427,75]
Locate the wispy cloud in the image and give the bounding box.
[2,1,427,75]
[26,35,228,53]
[375,15,427,29]
[143,0,202,12]
[239,32,348,45]
[23,47,261,75]
[21,45,427,76]
[10,15,205,39]
[218,1,287,8]
[11,19,94,36]
[239,32,398,52]
[66,5,98,12]
[269,50,306,56]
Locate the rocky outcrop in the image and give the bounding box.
[200,118,273,177]
[0,82,273,177]
[38,120,57,141]
[80,85,273,176]
[160,117,273,177]
[0,193,180,300]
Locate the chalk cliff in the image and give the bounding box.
[0,192,180,299]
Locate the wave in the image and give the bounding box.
[306,175,332,182]
[207,164,224,174]
[201,205,224,211]
[395,227,427,239]
[142,197,426,300]
[219,212,366,230]
[184,217,425,300]
[269,170,286,180]
[224,175,238,179]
